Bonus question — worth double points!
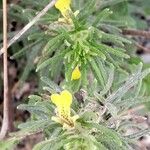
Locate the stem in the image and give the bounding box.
[0,0,13,139]
[122,29,150,39]
[136,43,150,53]
[0,0,57,55]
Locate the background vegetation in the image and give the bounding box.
[0,0,150,149]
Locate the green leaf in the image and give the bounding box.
[43,34,63,52]
[17,103,51,119]
[84,122,124,149]
[20,42,42,83]
[98,43,130,59]
[88,58,105,87]
[41,77,62,93]
[18,120,53,132]
[79,0,96,23]
[28,95,42,103]
[101,64,114,96]
[106,63,150,103]
[86,42,106,60]
[37,53,62,71]
[33,134,68,150]
[100,31,131,45]
[93,8,113,26]
[10,39,43,59]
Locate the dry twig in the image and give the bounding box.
[122,29,150,39]
[136,43,150,53]
[0,0,57,55]
[0,0,13,139]
[122,29,150,53]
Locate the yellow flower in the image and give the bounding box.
[51,90,78,129]
[55,0,71,19]
[71,66,81,80]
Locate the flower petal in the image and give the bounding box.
[55,0,71,19]
[55,0,71,12]
[61,90,72,106]
[51,93,61,106]
[71,66,81,80]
